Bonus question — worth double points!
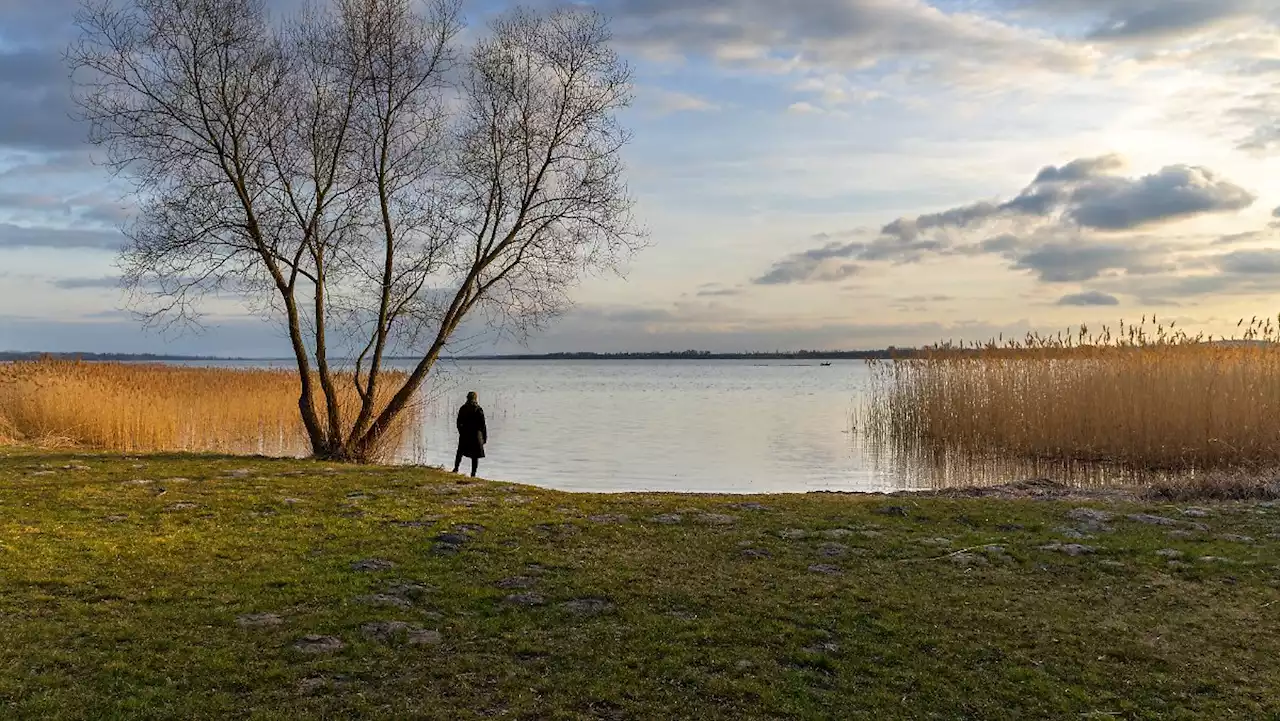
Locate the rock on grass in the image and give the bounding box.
[559,598,614,615]
[360,621,441,645]
[648,514,683,525]
[236,613,283,628]
[1040,543,1097,557]
[350,558,396,572]
[294,635,344,654]
[503,593,546,607]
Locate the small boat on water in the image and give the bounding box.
[820,362,832,367]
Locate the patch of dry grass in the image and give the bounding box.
[863,316,1280,476]
[0,359,413,459]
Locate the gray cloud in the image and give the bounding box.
[761,154,1254,287]
[1088,0,1258,40]
[753,243,861,285]
[1015,0,1273,42]
[0,48,82,152]
[1010,241,1165,283]
[1057,290,1120,307]
[1274,206,1280,218]
[50,276,122,290]
[0,223,123,250]
[1065,166,1256,230]
[598,0,1090,85]
[1217,250,1280,275]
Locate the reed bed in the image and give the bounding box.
[0,359,414,460]
[863,316,1280,475]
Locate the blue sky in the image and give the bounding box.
[2,0,1280,354]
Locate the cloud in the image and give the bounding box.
[1057,290,1120,307]
[786,102,823,115]
[0,223,123,250]
[599,0,1092,86]
[1065,166,1256,231]
[50,276,122,290]
[1087,0,1260,40]
[1011,241,1165,283]
[753,243,860,284]
[1274,206,1280,218]
[760,154,1254,286]
[0,48,83,152]
[642,88,720,115]
[1217,250,1280,275]
[696,287,742,297]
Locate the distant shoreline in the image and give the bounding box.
[0,350,910,362]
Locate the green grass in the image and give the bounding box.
[2,449,1279,720]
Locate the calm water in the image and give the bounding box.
[403,359,900,494]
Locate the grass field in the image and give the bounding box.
[2,449,1279,719]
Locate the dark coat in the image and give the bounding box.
[456,401,487,459]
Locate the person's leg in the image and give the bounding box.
[453,449,462,474]
[470,457,478,477]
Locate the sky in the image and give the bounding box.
[2,0,1280,355]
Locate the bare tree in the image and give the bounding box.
[69,0,640,461]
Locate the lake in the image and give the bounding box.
[399,359,902,494]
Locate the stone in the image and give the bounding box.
[504,593,546,607]
[740,548,772,559]
[1182,508,1212,518]
[648,514,683,525]
[729,502,769,511]
[407,628,443,646]
[803,642,841,655]
[1167,530,1196,540]
[385,584,434,601]
[452,524,485,535]
[165,502,198,511]
[588,514,629,524]
[345,491,370,500]
[104,515,129,523]
[1099,560,1125,569]
[950,553,988,567]
[1039,543,1097,556]
[431,542,461,556]
[294,635,344,654]
[859,530,883,538]
[807,564,842,575]
[1054,527,1094,540]
[1219,534,1255,544]
[1156,549,1183,559]
[817,542,850,558]
[1068,508,1113,523]
[356,594,412,608]
[122,479,154,486]
[778,529,808,540]
[1199,556,1233,563]
[495,576,538,590]
[875,506,909,517]
[735,659,754,670]
[236,613,283,628]
[350,558,395,572]
[820,529,854,540]
[225,469,254,478]
[559,598,614,615]
[434,532,469,545]
[919,537,952,547]
[1126,514,1181,527]
[698,513,737,526]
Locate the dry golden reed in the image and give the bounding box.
[863,315,1280,473]
[0,359,414,460]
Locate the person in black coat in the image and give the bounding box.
[452,391,487,477]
